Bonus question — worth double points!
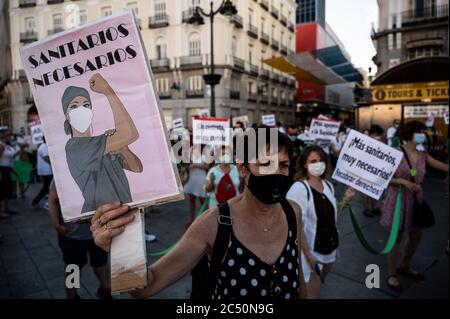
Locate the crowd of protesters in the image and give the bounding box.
[1,115,449,299]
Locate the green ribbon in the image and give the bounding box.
[148,197,210,257]
[348,187,403,256]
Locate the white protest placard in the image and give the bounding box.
[444,112,449,125]
[309,118,341,141]
[29,121,44,145]
[172,118,184,130]
[262,114,276,127]
[332,129,403,200]
[193,117,230,146]
[425,114,435,127]
[318,114,329,120]
[232,115,249,128]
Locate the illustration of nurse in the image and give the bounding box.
[62,73,143,214]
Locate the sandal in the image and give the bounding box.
[386,275,403,292]
[397,266,425,280]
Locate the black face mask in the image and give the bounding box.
[246,171,291,205]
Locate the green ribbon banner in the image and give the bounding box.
[348,187,403,256]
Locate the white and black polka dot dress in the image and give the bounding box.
[211,229,300,300]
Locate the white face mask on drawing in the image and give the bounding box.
[68,107,93,134]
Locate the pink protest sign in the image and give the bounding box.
[20,11,183,221]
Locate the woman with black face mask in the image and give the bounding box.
[286,145,355,299]
[89,128,308,300]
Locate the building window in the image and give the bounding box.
[396,33,402,49]
[53,14,63,30]
[24,17,35,32]
[248,81,255,93]
[127,2,139,17]
[155,37,167,59]
[231,78,240,92]
[296,0,316,24]
[249,9,254,25]
[261,17,265,33]
[232,36,238,56]
[249,45,254,64]
[79,10,87,25]
[156,78,170,93]
[388,33,394,50]
[188,75,203,91]
[154,0,167,17]
[101,7,112,17]
[188,33,201,56]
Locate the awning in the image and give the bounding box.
[262,56,326,85]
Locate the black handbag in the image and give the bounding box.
[400,147,435,228]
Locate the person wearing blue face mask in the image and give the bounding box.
[88,129,308,300]
[381,121,449,292]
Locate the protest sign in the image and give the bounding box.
[232,115,249,128]
[192,117,230,146]
[309,118,341,141]
[262,114,276,127]
[425,114,435,127]
[444,112,449,125]
[20,11,183,222]
[29,121,44,145]
[332,129,403,200]
[172,118,184,130]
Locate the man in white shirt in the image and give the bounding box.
[386,120,400,147]
[32,138,53,209]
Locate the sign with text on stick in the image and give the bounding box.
[309,118,341,141]
[262,114,276,127]
[193,117,231,146]
[332,130,403,200]
[29,121,44,145]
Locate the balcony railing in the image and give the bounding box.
[260,94,269,104]
[271,39,279,50]
[230,15,243,28]
[48,28,64,35]
[260,68,270,80]
[402,4,448,25]
[186,89,205,98]
[247,24,258,38]
[229,56,245,70]
[230,91,240,100]
[248,91,258,102]
[182,8,196,23]
[271,73,279,83]
[280,45,288,55]
[149,14,169,28]
[260,0,269,11]
[20,31,38,43]
[180,55,204,68]
[271,6,279,19]
[249,63,259,76]
[47,0,63,4]
[150,58,170,71]
[158,91,172,100]
[288,21,295,32]
[260,31,269,45]
[19,0,36,8]
[280,15,287,26]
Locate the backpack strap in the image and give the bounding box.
[298,180,310,202]
[280,199,298,236]
[204,202,233,298]
[324,180,334,195]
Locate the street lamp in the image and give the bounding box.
[188,0,238,117]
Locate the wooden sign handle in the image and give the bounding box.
[110,208,148,294]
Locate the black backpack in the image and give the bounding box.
[190,199,297,300]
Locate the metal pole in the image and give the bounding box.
[210,1,216,117]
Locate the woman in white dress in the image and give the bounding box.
[183,144,209,228]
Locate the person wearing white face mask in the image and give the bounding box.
[62,73,143,214]
[286,145,355,299]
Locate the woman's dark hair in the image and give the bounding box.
[236,127,293,164]
[295,145,329,181]
[369,124,384,136]
[398,121,426,142]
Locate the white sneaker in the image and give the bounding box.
[145,233,157,242]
